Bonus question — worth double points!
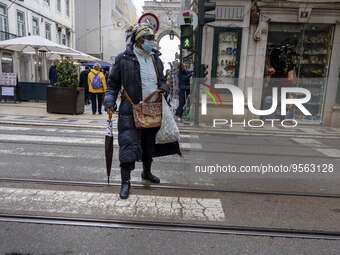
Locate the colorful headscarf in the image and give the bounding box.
[134,25,154,41]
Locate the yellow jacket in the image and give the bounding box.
[88,69,107,93]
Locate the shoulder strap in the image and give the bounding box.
[144,89,163,103]
[124,90,133,104]
[124,89,163,104]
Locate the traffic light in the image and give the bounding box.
[200,64,209,79]
[180,24,193,50]
[198,1,216,26]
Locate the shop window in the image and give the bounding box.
[2,53,13,73]
[211,27,242,87]
[264,23,333,123]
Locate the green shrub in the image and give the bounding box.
[55,59,79,88]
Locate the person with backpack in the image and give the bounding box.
[88,63,107,114]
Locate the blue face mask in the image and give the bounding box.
[141,40,154,53]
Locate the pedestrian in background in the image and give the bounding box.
[88,63,106,114]
[48,59,59,86]
[101,68,109,82]
[104,24,181,199]
[175,64,193,118]
[79,66,90,105]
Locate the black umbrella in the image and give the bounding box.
[105,110,114,184]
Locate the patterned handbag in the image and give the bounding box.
[124,89,163,129]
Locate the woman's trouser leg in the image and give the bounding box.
[140,128,160,183]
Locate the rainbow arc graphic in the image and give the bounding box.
[200,83,223,106]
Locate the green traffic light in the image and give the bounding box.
[184,38,191,48]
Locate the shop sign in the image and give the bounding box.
[1,87,14,96]
[298,8,312,22]
[0,73,17,86]
[215,6,244,21]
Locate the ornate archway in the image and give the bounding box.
[155,29,180,48]
[142,0,181,48]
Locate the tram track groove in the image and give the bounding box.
[1,177,340,199]
[0,213,339,241]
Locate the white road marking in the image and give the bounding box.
[179,134,199,139]
[180,143,202,150]
[0,134,103,145]
[292,138,327,148]
[0,187,225,221]
[292,138,340,158]
[0,149,74,158]
[0,134,202,150]
[314,149,340,158]
[302,129,323,135]
[0,126,199,139]
[0,126,58,132]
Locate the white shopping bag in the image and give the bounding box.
[156,95,180,144]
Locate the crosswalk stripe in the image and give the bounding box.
[314,149,340,158]
[292,138,340,158]
[0,187,225,222]
[0,126,200,139]
[0,134,202,150]
[292,138,327,148]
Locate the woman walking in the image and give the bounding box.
[104,24,181,199]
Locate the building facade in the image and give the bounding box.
[199,0,340,127]
[0,0,75,82]
[75,0,137,63]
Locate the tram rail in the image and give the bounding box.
[1,177,340,199]
[0,213,339,241]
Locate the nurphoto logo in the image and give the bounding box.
[200,84,312,128]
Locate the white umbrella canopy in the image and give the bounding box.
[0,35,80,81]
[0,35,77,53]
[25,50,101,62]
[47,51,101,62]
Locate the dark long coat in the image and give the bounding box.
[104,45,181,163]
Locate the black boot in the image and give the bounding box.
[120,168,131,199]
[141,161,160,183]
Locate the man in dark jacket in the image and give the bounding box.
[79,66,90,104]
[104,24,181,199]
[48,59,59,86]
[175,64,193,117]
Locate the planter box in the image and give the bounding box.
[47,86,85,114]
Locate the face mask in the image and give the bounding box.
[141,40,154,53]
